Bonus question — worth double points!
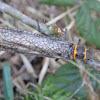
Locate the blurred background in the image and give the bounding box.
[0,0,100,100]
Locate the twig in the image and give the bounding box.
[20,54,38,78]
[68,82,84,99]
[68,60,100,84]
[0,1,38,29]
[82,70,99,100]
[19,56,36,73]
[85,59,100,71]
[13,79,23,89]
[0,1,65,36]
[27,6,49,20]
[76,60,99,100]
[64,8,75,31]
[47,4,80,25]
[38,58,49,85]
[12,66,26,89]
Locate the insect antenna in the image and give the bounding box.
[64,28,68,41]
[36,19,41,32]
[78,39,81,45]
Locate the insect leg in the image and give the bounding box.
[65,55,71,59]
[36,19,41,32]
[64,29,68,41]
[36,19,48,35]
[55,58,59,61]
[78,39,81,45]
[65,52,71,60]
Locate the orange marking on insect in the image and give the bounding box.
[73,45,78,59]
[84,48,87,59]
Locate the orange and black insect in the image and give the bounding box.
[73,45,92,60]
[36,20,93,60]
[72,39,92,60]
[64,30,93,60]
